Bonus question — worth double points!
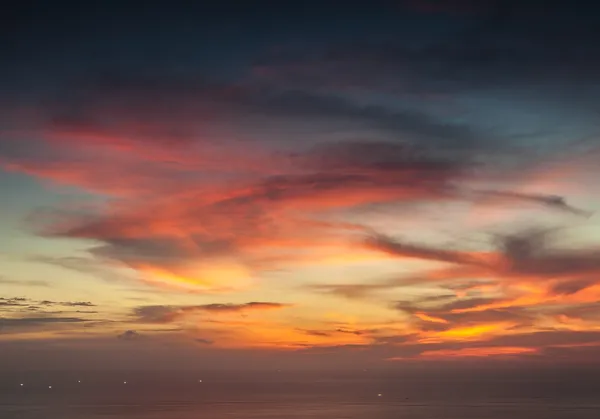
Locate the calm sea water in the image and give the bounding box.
[1,370,600,418]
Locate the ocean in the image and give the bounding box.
[1,370,599,418]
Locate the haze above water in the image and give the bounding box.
[2,370,599,419]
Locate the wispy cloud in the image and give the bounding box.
[0,278,49,287]
[134,302,291,324]
[470,189,593,217]
[0,297,96,308]
[0,317,87,326]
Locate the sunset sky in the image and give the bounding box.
[2,0,600,371]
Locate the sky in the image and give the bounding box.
[2,0,600,371]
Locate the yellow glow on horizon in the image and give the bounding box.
[419,346,537,358]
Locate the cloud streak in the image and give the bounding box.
[134,302,291,324]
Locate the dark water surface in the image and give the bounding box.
[2,370,600,418]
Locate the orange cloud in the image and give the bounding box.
[419,346,537,358]
[420,322,514,343]
[212,323,369,349]
[135,260,253,293]
[133,302,292,325]
[414,312,448,324]
[3,71,600,361]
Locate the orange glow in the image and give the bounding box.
[419,346,537,358]
[3,87,600,366]
[414,313,448,324]
[421,323,513,342]
[137,261,253,292]
[194,320,370,349]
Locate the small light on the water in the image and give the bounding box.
[20,383,24,387]
[123,381,127,384]
[78,380,81,383]
[377,393,382,397]
[49,386,52,389]
[198,379,202,383]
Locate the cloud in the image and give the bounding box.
[309,282,403,300]
[0,316,88,328]
[0,296,102,336]
[63,301,96,307]
[304,224,600,358]
[199,302,290,312]
[365,227,600,283]
[0,297,96,309]
[0,279,49,287]
[496,228,600,279]
[7,61,583,300]
[17,133,487,291]
[300,329,332,337]
[381,329,600,362]
[38,299,96,307]
[470,189,593,217]
[38,73,488,148]
[418,346,536,358]
[0,297,28,307]
[134,302,290,324]
[365,232,490,267]
[354,228,600,325]
[3,3,600,362]
[300,328,371,338]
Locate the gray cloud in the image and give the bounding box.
[497,228,600,279]
[38,299,96,307]
[200,302,290,312]
[134,302,291,324]
[299,329,332,337]
[134,306,178,324]
[299,328,371,338]
[29,72,492,152]
[0,316,87,328]
[365,227,600,282]
[0,297,28,307]
[36,134,483,276]
[365,232,489,267]
[556,303,600,321]
[63,301,96,307]
[471,189,593,217]
[308,282,400,300]
[550,278,597,296]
